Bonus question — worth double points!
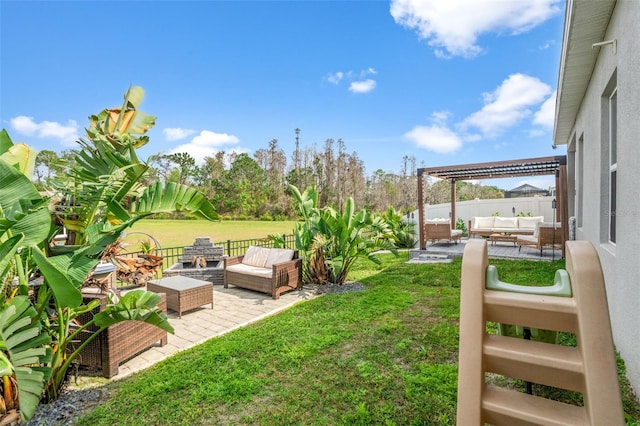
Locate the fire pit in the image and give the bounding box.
[163,237,224,285]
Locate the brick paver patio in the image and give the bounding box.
[111,285,318,380]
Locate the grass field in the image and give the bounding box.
[75,255,640,425]
[122,219,298,249]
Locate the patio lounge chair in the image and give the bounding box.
[516,222,563,255]
[425,219,463,244]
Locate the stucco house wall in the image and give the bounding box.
[556,0,640,395]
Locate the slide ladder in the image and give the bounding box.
[456,239,624,425]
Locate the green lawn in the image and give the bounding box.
[122,219,298,249]
[76,255,640,425]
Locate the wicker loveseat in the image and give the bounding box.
[224,246,302,299]
[468,216,544,237]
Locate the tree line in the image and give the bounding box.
[34,137,504,219]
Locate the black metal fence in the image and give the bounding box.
[123,234,297,274]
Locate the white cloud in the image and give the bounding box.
[168,130,240,164]
[327,72,344,84]
[328,68,378,93]
[390,0,561,58]
[404,74,553,153]
[533,90,556,129]
[163,127,196,141]
[10,115,79,146]
[463,73,552,136]
[349,79,377,94]
[403,112,462,153]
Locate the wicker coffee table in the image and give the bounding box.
[489,233,518,246]
[148,276,213,318]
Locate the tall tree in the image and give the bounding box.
[34,150,60,189]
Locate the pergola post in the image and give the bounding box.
[417,169,426,250]
[451,179,457,230]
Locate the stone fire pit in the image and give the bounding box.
[163,237,224,285]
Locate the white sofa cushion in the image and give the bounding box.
[517,216,544,230]
[493,217,518,229]
[226,263,273,278]
[265,248,295,268]
[474,217,495,229]
[242,246,270,268]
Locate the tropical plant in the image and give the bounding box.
[456,217,468,237]
[0,86,219,421]
[289,185,398,284]
[380,206,417,249]
[50,85,217,246]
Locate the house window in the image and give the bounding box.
[577,134,584,228]
[608,89,617,244]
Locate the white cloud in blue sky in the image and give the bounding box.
[349,79,377,94]
[163,127,197,141]
[390,0,561,58]
[167,130,241,164]
[327,68,378,94]
[9,115,79,147]
[533,90,557,129]
[463,73,552,136]
[405,73,552,153]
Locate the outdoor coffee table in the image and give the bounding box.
[489,233,518,246]
[147,276,213,318]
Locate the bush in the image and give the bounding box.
[456,217,468,237]
[260,214,274,221]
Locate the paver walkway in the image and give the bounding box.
[409,237,564,262]
[111,285,318,380]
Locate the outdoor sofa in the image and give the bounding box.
[468,216,544,237]
[424,219,463,244]
[224,246,302,299]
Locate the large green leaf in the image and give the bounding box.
[0,296,52,422]
[0,160,50,245]
[32,246,82,308]
[94,290,174,333]
[131,181,218,221]
[0,235,24,296]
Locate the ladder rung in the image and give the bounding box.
[483,334,584,392]
[482,384,588,425]
[484,290,578,333]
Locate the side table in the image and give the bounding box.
[147,276,214,318]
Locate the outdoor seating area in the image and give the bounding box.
[78,282,317,380]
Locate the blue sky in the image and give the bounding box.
[1,0,565,190]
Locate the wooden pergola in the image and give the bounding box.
[417,155,568,255]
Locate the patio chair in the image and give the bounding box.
[516,222,563,255]
[424,219,463,244]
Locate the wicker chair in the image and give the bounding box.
[76,292,168,378]
[425,220,463,244]
[516,223,563,255]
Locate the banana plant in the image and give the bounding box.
[0,124,218,420]
[51,85,218,246]
[0,296,52,422]
[289,185,398,284]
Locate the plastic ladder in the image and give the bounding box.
[456,239,624,425]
